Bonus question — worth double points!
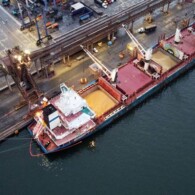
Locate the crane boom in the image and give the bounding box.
[122,24,146,55]
[122,24,153,71]
[80,45,117,82]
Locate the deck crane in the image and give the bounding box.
[122,24,152,71]
[80,45,118,83]
[174,28,182,44]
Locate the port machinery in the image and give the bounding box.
[122,24,153,71]
[3,47,42,106]
[80,45,118,83]
[122,24,161,79]
[30,0,175,61]
[18,0,53,45]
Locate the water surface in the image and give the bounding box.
[0,69,195,195]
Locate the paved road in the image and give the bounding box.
[136,2,195,49]
[0,0,145,43]
[0,5,39,57]
[47,0,145,40]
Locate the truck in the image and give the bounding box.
[70,2,93,24]
[137,24,157,33]
[70,2,93,16]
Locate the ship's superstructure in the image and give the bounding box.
[29,83,96,152]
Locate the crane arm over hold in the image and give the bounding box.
[122,24,153,71]
[122,24,146,55]
[80,45,117,82]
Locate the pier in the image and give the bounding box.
[0,118,33,142]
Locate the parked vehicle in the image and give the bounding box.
[93,47,98,53]
[2,0,10,6]
[79,14,91,24]
[137,24,157,33]
[94,0,107,8]
[94,0,116,8]
[46,21,52,28]
[36,14,42,21]
[107,0,117,4]
[47,22,59,30]
[46,22,59,33]
[70,2,93,23]
[70,2,85,16]
[20,21,35,31]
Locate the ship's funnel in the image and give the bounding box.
[174,28,181,44]
[144,48,153,71]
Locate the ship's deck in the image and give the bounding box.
[52,120,96,146]
[50,94,94,122]
[167,29,195,56]
[116,61,152,96]
[152,50,178,73]
[84,89,117,117]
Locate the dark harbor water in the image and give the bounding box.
[1,69,195,195]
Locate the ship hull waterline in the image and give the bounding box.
[28,58,195,155]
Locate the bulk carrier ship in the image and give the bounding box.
[28,24,195,155]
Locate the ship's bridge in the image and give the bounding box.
[49,83,96,132]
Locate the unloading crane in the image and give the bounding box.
[122,24,152,71]
[174,28,182,44]
[5,47,41,105]
[80,45,118,82]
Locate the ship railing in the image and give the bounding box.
[122,95,128,102]
[104,105,125,120]
[143,52,195,95]
[125,92,138,105]
[122,52,195,107]
[103,104,125,121]
[45,126,56,140]
[163,52,195,77]
[95,103,121,124]
[78,82,97,95]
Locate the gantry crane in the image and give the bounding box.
[15,0,34,31]
[80,45,118,83]
[122,24,153,71]
[174,28,182,44]
[33,2,52,46]
[6,47,41,106]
